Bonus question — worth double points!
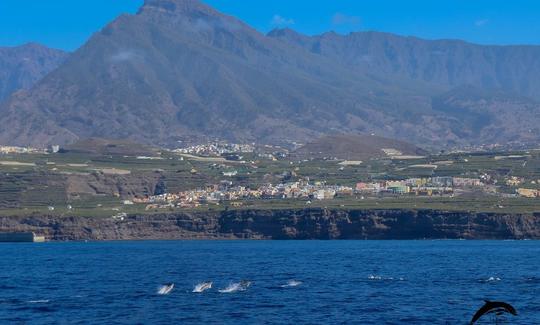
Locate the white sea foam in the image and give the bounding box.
[281,280,302,288]
[193,282,213,293]
[218,281,251,293]
[485,277,501,282]
[368,275,405,281]
[28,300,49,304]
[157,283,174,295]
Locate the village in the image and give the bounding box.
[172,142,256,156]
[134,174,540,210]
[1,139,539,216]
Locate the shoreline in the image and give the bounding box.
[1,208,539,241]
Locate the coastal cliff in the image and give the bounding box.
[1,209,539,241]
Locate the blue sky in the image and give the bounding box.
[1,0,539,51]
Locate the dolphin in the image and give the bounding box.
[157,283,174,295]
[470,300,517,324]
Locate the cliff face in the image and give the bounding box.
[1,209,539,241]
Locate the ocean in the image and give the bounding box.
[1,240,539,324]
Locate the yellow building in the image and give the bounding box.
[517,188,538,198]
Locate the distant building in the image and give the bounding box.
[48,145,60,153]
[506,177,524,186]
[387,185,410,194]
[314,189,336,200]
[0,232,45,243]
[356,182,368,191]
[517,188,538,198]
[356,182,381,193]
[453,177,482,187]
[431,176,453,187]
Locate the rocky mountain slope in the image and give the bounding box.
[0,0,538,148]
[268,28,540,101]
[0,43,67,102]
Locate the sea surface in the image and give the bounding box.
[1,240,539,324]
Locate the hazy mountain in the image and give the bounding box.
[268,29,540,100]
[0,43,68,102]
[0,0,538,149]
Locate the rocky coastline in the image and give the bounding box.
[1,208,539,241]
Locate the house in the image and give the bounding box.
[431,177,453,187]
[453,177,482,187]
[314,189,336,200]
[356,182,381,193]
[506,177,524,186]
[356,182,368,190]
[387,185,410,194]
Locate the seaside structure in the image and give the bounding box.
[0,232,46,242]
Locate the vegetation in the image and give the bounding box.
[0,148,539,217]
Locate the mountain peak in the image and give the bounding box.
[139,0,217,16]
[267,28,300,37]
[267,28,312,46]
[1,0,539,149]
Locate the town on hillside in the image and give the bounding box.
[1,138,539,216]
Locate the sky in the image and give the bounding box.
[1,0,539,51]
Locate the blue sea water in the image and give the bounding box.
[1,241,539,324]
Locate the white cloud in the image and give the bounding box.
[475,19,489,27]
[271,15,295,27]
[332,13,361,27]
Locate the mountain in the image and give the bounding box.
[0,0,538,149]
[0,43,68,102]
[268,29,540,100]
[293,134,426,160]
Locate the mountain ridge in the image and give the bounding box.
[268,28,540,100]
[0,43,68,102]
[0,0,538,149]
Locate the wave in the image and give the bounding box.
[193,282,213,293]
[480,276,501,283]
[368,275,382,280]
[368,275,405,281]
[281,280,302,288]
[27,300,50,304]
[218,281,251,293]
[157,283,174,295]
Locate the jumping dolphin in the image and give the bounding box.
[193,281,213,293]
[470,300,517,324]
[157,283,174,295]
